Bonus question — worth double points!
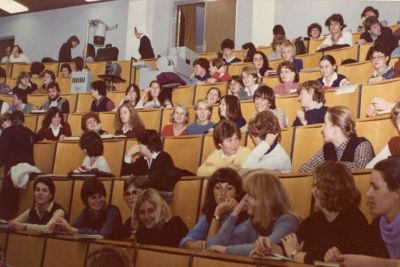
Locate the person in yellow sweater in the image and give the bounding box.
[197,120,251,176]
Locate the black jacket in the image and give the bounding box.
[139,35,155,59]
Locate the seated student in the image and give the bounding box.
[227,75,247,100]
[81,112,108,136]
[207,58,230,83]
[268,34,286,61]
[114,104,145,138]
[318,55,351,89]
[120,176,151,238]
[218,95,247,129]
[280,40,303,72]
[122,130,181,191]
[357,6,380,33]
[12,71,37,94]
[8,88,33,114]
[293,80,328,127]
[207,169,299,256]
[367,102,400,168]
[72,57,84,71]
[9,45,29,63]
[133,188,188,247]
[274,61,299,96]
[8,177,66,233]
[180,168,245,251]
[330,157,400,267]
[252,51,273,78]
[0,113,12,136]
[187,99,215,135]
[241,66,260,98]
[242,42,257,63]
[78,131,111,173]
[305,23,322,40]
[36,107,72,141]
[115,84,140,110]
[191,58,211,84]
[86,246,133,267]
[206,86,221,105]
[243,111,291,172]
[40,82,70,113]
[54,178,122,239]
[317,14,353,50]
[252,162,369,264]
[36,70,56,95]
[161,104,189,137]
[358,16,397,54]
[136,80,172,109]
[299,106,375,173]
[253,86,288,128]
[90,80,115,112]
[30,62,45,79]
[59,63,72,78]
[220,38,241,65]
[368,44,395,84]
[197,120,251,176]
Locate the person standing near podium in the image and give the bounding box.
[134,26,155,59]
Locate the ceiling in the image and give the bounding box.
[0,0,114,17]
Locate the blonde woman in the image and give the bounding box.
[133,188,188,247]
[186,99,215,135]
[160,104,189,137]
[207,169,299,255]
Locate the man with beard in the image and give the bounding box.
[40,82,70,113]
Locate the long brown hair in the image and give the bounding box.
[114,103,144,131]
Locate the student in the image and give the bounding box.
[161,104,189,137]
[242,42,257,63]
[330,157,400,267]
[12,71,37,94]
[81,112,108,136]
[280,40,303,72]
[218,95,247,129]
[58,35,80,62]
[317,14,353,50]
[306,23,322,40]
[208,58,230,83]
[133,188,188,247]
[357,6,380,32]
[253,51,273,77]
[274,61,299,96]
[78,131,110,173]
[207,169,299,256]
[54,178,122,239]
[115,84,140,110]
[220,38,241,65]
[293,80,328,127]
[135,80,172,109]
[37,70,56,94]
[253,86,288,128]
[367,102,400,168]
[191,58,211,83]
[90,80,115,112]
[299,106,375,173]
[30,62,45,79]
[243,110,291,172]
[9,45,29,63]
[135,26,155,59]
[227,76,247,100]
[241,65,260,98]
[206,87,221,105]
[187,99,215,135]
[252,162,369,264]
[318,55,351,89]
[368,44,395,84]
[180,168,245,251]
[114,104,145,138]
[268,35,286,61]
[59,63,72,78]
[36,107,72,141]
[40,82,70,113]
[197,120,251,176]
[8,177,66,233]
[120,176,151,238]
[7,88,33,114]
[0,113,12,135]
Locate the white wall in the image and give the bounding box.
[0,0,129,62]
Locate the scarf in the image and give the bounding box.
[380,212,400,258]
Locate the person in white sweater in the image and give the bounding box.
[243,110,291,172]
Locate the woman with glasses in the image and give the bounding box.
[368,44,395,84]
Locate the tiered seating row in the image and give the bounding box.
[0,232,316,267]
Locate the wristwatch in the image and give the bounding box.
[213,214,221,221]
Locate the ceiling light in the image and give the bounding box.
[0,0,28,14]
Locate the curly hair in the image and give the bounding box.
[81,112,101,131]
[314,161,361,212]
[248,110,281,142]
[114,104,144,132]
[79,130,104,157]
[193,58,209,71]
